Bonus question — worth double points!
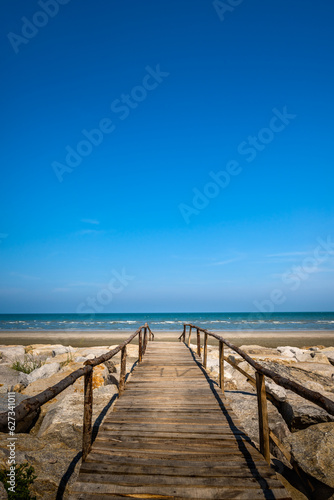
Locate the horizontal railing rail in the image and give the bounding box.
[0,323,154,460]
[180,323,334,463]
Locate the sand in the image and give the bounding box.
[0,329,333,348]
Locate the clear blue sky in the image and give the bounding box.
[1,0,333,313]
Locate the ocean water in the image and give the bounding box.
[0,312,333,332]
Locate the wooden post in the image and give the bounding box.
[256,371,270,463]
[203,332,208,368]
[119,346,127,395]
[138,329,142,363]
[187,326,192,346]
[82,367,93,461]
[219,340,225,395]
[197,329,201,356]
[181,324,186,342]
[143,326,148,354]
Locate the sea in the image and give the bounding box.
[0,312,333,332]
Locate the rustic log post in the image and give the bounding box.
[197,328,201,356]
[119,346,127,395]
[187,326,192,346]
[219,340,224,395]
[143,326,148,354]
[82,366,93,461]
[181,324,186,342]
[256,371,270,463]
[138,329,143,363]
[203,332,208,368]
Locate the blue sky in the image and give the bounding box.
[0,0,333,313]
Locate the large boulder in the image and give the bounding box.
[284,422,334,489]
[0,365,20,394]
[0,346,25,364]
[0,393,39,432]
[19,362,61,387]
[37,385,118,448]
[277,346,312,363]
[226,389,290,457]
[280,392,334,431]
[322,349,334,366]
[0,433,80,500]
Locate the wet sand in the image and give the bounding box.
[0,329,333,348]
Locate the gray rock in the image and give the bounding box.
[0,433,80,500]
[0,365,20,394]
[52,345,75,357]
[0,346,25,364]
[104,359,117,373]
[285,422,334,488]
[37,385,118,448]
[280,392,334,431]
[74,354,94,362]
[226,389,290,457]
[265,380,287,402]
[323,350,334,366]
[0,393,39,433]
[19,362,61,387]
[277,346,311,362]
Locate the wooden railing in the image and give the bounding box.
[179,323,334,464]
[0,323,154,461]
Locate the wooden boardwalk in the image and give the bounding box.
[70,342,291,499]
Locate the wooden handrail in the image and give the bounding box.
[182,323,334,416]
[0,324,154,461]
[181,323,334,465]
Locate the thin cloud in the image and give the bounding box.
[81,218,100,225]
[10,272,40,280]
[267,251,308,258]
[75,229,105,236]
[207,256,244,267]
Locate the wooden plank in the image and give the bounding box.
[71,481,290,499]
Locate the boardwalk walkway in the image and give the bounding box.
[70,342,291,499]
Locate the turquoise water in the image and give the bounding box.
[0,312,333,331]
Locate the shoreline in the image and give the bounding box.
[0,329,333,348]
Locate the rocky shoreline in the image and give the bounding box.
[0,342,333,499]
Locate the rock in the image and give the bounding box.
[104,359,117,373]
[226,389,290,457]
[0,346,25,364]
[52,346,75,357]
[0,433,81,500]
[13,383,25,393]
[322,350,334,366]
[21,362,84,397]
[0,393,39,432]
[265,380,287,402]
[22,362,109,399]
[0,481,7,499]
[37,385,118,448]
[0,365,20,394]
[277,346,311,363]
[285,422,334,488]
[280,393,334,431]
[19,362,61,387]
[74,346,110,358]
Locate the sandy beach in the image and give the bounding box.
[0,329,333,348]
